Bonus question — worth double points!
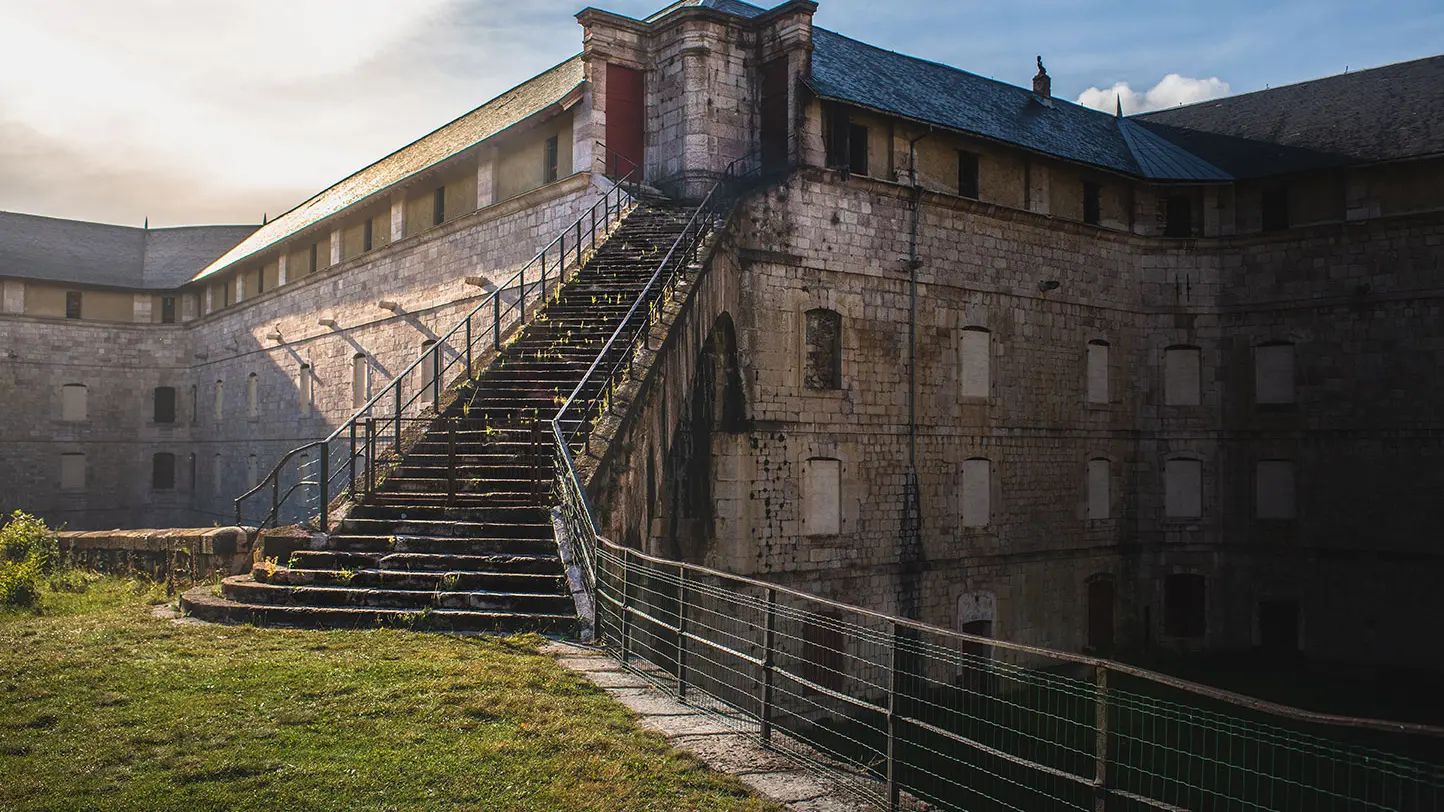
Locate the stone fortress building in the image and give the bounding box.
[2,0,1442,671]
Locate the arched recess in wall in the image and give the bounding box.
[247,373,259,418]
[659,313,748,564]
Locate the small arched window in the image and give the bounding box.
[299,363,313,416]
[247,373,259,418]
[152,452,176,490]
[1086,340,1109,404]
[352,353,369,409]
[61,384,87,422]
[803,308,842,390]
[153,386,176,424]
[960,327,991,399]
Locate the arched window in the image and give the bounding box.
[803,308,842,390]
[213,380,224,421]
[956,591,996,692]
[61,384,87,422]
[247,372,259,418]
[962,457,991,528]
[1164,458,1202,519]
[1164,345,1202,406]
[299,363,313,416]
[1164,573,1206,638]
[1087,458,1111,520]
[352,353,369,409]
[802,457,842,536]
[960,327,991,399]
[1255,460,1297,520]
[59,453,85,490]
[152,452,176,490]
[1255,342,1296,406]
[1086,340,1109,403]
[153,386,176,424]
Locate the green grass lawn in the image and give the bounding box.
[0,575,777,811]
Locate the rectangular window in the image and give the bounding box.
[309,243,318,274]
[1164,574,1206,638]
[214,380,224,421]
[958,151,980,199]
[60,453,86,491]
[847,123,869,176]
[1087,459,1110,520]
[1164,459,1203,519]
[960,329,991,399]
[803,309,842,391]
[1164,346,1202,406]
[1086,341,1109,403]
[433,187,446,226]
[161,296,176,324]
[802,458,842,536]
[222,281,231,308]
[544,135,559,184]
[1261,187,1289,232]
[152,453,176,491]
[962,458,991,528]
[153,387,176,424]
[1255,460,1297,520]
[61,384,87,422]
[255,268,264,295]
[363,218,374,252]
[1164,195,1192,237]
[65,291,82,319]
[1254,343,1296,405]
[826,106,850,168]
[1083,182,1102,225]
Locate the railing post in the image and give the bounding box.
[886,620,900,812]
[493,294,501,348]
[520,262,526,323]
[559,233,565,277]
[576,220,583,267]
[365,418,376,494]
[394,384,403,453]
[465,314,473,378]
[271,471,279,527]
[431,345,441,408]
[619,546,632,664]
[318,442,329,533]
[1094,664,1111,812]
[447,419,457,505]
[349,421,357,496]
[761,587,777,745]
[676,564,689,701]
[590,207,596,251]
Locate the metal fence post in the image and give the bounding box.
[887,620,900,811]
[493,294,501,348]
[761,587,777,745]
[271,473,279,527]
[619,547,632,663]
[590,207,596,251]
[318,442,329,533]
[677,564,689,701]
[1095,664,1111,812]
[394,384,403,452]
[349,421,357,496]
[431,345,441,407]
[576,219,583,267]
[520,263,526,323]
[365,418,376,494]
[465,313,473,378]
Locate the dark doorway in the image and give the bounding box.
[1087,577,1115,652]
[605,63,645,180]
[958,619,994,694]
[1258,599,1300,654]
[760,57,789,171]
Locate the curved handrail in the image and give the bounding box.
[236,169,636,528]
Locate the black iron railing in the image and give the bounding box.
[235,172,636,529]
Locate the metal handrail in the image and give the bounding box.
[236,169,636,528]
[595,139,641,182]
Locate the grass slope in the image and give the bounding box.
[0,577,776,812]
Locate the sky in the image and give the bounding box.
[1,0,1440,227]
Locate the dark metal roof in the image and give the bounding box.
[808,28,1230,181]
[645,0,766,21]
[1135,55,1444,178]
[192,54,585,283]
[0,211,254,290]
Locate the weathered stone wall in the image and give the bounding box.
[57,526,254,582]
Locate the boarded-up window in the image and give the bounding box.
[61,384,87,422]
[1088,458,1110,520]
[1164,574,1206,638]
[152,453,175,490]
[213,380,223,421]
[801,614,846,693]
[247,373,259,418]
[352,354,369,409]
[803,309,841,390]
[161,296,176,324]
[153,386,176,424]
[802,458,841,536]
[1086,340,1109,403]
[1164,346,1202,406]
[962,458,991,528]
[1255,343,1295,405]
[60,453,85,490]
[1165,459,1202,519]
[960,328,990,399]
[958,151,980,199]
[1256,460,1297,520]
[299,363,313,416]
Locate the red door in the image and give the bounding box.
[606,64,645,180]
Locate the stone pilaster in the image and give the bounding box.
[277,253,288,286]
[330,229,343,266]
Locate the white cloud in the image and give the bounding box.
[1076,74,1231,115]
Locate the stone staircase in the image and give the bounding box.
[182,198,703,633]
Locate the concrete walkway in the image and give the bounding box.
[544,641,922,812]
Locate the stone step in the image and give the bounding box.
[181,584,578,634]
[288,550,562,573]
[223,577,575,613]
[254,565,566,594]
[323,534,553,555]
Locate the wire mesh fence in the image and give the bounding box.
[593,540,1444,812]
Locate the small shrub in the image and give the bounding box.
[0,511,61,608]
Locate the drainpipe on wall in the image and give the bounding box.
[899,128,931,621]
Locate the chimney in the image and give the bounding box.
[1033,55,1051,98]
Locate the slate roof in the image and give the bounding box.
[645,0,766,21]
[1134,55,1444,178]
[0,211,255,290]
[191,54,586,283]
